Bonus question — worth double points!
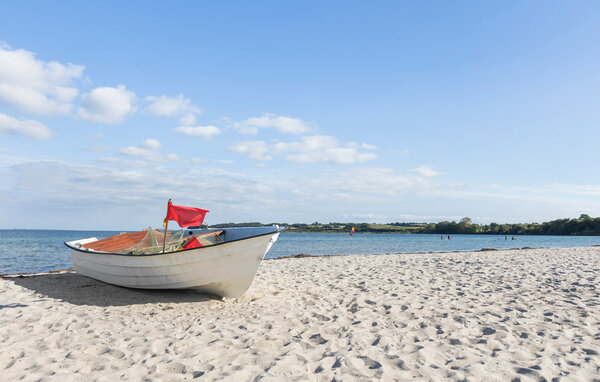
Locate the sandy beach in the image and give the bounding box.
[1,247,599,381]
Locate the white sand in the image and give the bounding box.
[1,247,599,381]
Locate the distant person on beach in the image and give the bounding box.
[441,235,444,240]
[505,234,507,240]
[512,236,516,240]
[448,235,451,240]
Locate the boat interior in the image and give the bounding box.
[67,225,282,255]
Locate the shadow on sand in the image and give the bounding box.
[4,272,222,307]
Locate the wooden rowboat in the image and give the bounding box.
[65,226,284,298]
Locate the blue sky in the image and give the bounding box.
[1,1,599,230]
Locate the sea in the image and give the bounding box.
[1,229,599,275]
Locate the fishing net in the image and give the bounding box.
[119,227,185,254]
[118,227,223,254]
[197,233,224,246]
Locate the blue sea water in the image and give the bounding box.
[1,229,599,274]
[265,233,600,259]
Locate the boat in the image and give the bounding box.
[65,225,285,298]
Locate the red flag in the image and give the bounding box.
[166,201,209,228]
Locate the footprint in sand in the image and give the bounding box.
[482,327,496,335]
[308,333,328,345]
[357,355,382,370]
[312,313,331,321]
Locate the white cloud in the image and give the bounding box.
[175,125,221,139]
[347,142,377,150]
[231,135,378,164]
[303,167,436,197]
[235,113,312,135]
[0,113,54,140]
[0,45,84,115]
[339,213,467,223]
[540,183,600,196]
[441,183,600,204]
[78,85,137,123]
[179,113,197,126]
[273,135,378,164]
[119,138,178,162]
[0,158,284,229]
[142,138,161,150]
[410,165,444,177]
[236,125,259,135]
[345,213,389,221]
[4,153,600,229]
[230,140,273,161]
[144,94,202,125]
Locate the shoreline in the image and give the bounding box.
[270,244,572,260]
[2,246,599,380]
[284,231,600,236]
[2,244,600,277]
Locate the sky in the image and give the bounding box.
[1,1,600,230]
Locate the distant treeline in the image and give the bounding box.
[420,215,600,236]
[209,215,600,236]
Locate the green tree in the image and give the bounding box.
[458,217,473,233]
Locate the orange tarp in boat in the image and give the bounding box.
[83,230,166,252]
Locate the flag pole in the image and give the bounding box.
[162,199,171,253]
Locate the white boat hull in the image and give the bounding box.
[67,228,281,298]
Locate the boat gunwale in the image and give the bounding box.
[64,226,286,257]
